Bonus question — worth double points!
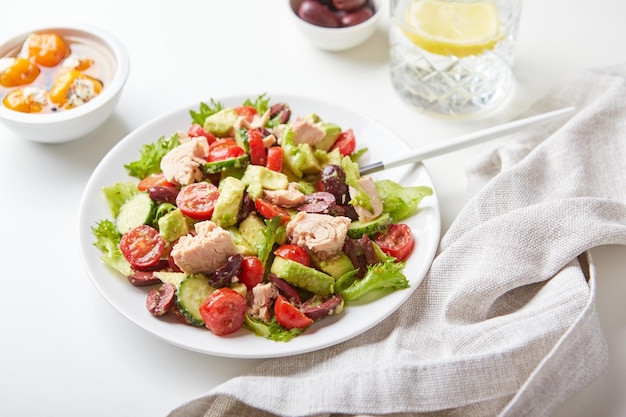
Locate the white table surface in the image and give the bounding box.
[1,1,625,416]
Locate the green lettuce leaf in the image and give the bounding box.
[242,93,270,115]
[244,314,304,342]
[340,257,409,301]
[124,133,180,179]
[92,219,132,277]
[375,179,433,222]
[190,99,224,126]
[102,181,137,218]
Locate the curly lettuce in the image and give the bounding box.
[340,256,409,301]
[124,133,180,180]
[190,99,224,126]
[375,179,433,222]
[92,219,132,277]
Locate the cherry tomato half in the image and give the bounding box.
[254,198,291,224]
[176,182,220,220]
[274,295,313,330]
[187,123,216,144]
[120,225,167,270]
[199,287,247,336]
[234,105,258,123]
[373,223,415,262]
[330,129,356,156]
[247,128,267,166]
[266,146,283,172]
[137,172,175,192]
[239,256,265,290]
[274,244,310,267]
[207,138,245,162]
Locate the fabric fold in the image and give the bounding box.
[168,63,626,417]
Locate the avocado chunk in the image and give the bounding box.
[313,122,342,152]
[158,208,190,242]
[203,108,238,137]
[270,256,334,295]
[227,226,256,256]
[241,164,289,199]
[310,252,355,279]
[282,142,321,178]
[212,176,245,228]
[239,213,267,255]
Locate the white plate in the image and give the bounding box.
[78,94,441,358]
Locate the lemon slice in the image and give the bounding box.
[402,0,502,57]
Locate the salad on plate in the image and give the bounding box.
[91,94,432,342]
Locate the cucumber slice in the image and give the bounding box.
[347,213,392,239]
[175,274,216,327]
[202,155,249,175]
[116,192,155,234]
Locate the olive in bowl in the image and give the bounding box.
[0,23,130,144]
[289,0,382,51]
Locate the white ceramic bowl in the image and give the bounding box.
[289,0,382,51]
[0,24,130,144]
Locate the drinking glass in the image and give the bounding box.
[389,0,523,116]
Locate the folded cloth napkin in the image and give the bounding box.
[168,63,626,417]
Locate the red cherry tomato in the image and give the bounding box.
[137,172,176,192]
[274,244,310,267]
[187,123,216,144]
[330,129,356,156]
[120,225,167,270]
[234,105,258,123]
[266,146,283,172]
[240,256,265,290]
[274,295,313,330]
[176,182,220,220]
[199,288,247,336]
[207,138,245,162]
[254,198,291,224]
[373,223,415,261]
[247,128,267,166]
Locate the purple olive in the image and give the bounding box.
[298,0,340,28]
[146,283,176,317]
[300,294,344,319]
[297,191,336,214]
[319,164,349,205]
[148,185,179,204]
[340,6,374,27]
[209,254,243,288]
[332,0,366,12]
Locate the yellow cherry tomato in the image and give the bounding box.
[25,32,69,67]
[0,58,41,87]
[2,87,47,113]
[49,70,103,108]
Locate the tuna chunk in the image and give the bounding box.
[170,221,238,275]
[290,117,325,146]
[160,136,209,186]
[247,282,278,322]
[263,183,305,207]
[286,212,351,260]
[349,175,383,222]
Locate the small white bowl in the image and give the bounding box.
[289,0,382,51]
[0,24,130,144]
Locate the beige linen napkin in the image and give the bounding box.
[168,63,626,417]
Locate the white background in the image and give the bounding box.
[0,1,625,416]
